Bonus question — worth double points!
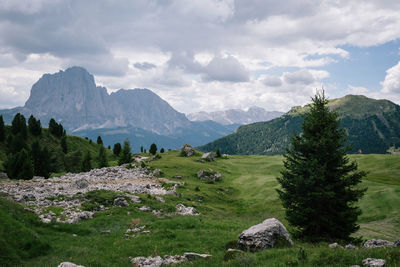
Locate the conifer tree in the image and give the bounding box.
[97,136,103,145]
[11,113,27,139]
[216,148,222,158]
[28,115,42,136]
[160,148,165,153]
[140,146,143,153]
[81,151,92,172]
[98,146,108,168]
[118,139,132,165]
[113,142,121,156]
[0,115,5,142]
[277,91,367,241]
[61,133,67,154]
[149,143,157,155]
[5,148,34,180]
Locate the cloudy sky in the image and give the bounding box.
[1,0,400,113]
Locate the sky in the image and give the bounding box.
[1,0,400,114]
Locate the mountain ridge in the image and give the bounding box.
[198,95,400,155]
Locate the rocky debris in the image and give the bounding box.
[152,209,163,216]
[130,256,163,267]
[176,204,199,216]
[125,226,147,238]
[201,152,215,161]
[155,196,165,203]
[130,252,211,266]
[172,175,183,179]
[0,172,8,179]
[114,197,129,207]
[74,178,89,189]
[197,169,222,182]
[363,239,395,248]
[329,242,343,248]
[181,144,195,157]
[237,218,294,252]
[346,244,358,250]
[362,258,386,267]
[0,165,179,224]
[394,239,400,247]
[139,206,152,212]
[101,230,111,235]
[133,156,149,163]
[58,262,85,267]
[153,169,163,176]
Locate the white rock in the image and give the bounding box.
[362,258,386,267]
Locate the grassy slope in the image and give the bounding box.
[0,152,397,266]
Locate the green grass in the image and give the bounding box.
[0,152,399,266]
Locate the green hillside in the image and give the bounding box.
[198,95,400,155]
[0,126,116,175]
[0,152,398,266]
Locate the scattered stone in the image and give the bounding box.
[58,262,85,267]
[181,144,195,157]
[142,230,151,234]
[0,172,8,179]
[201,152,215,161]
[362,258,386,267]
[172,175,182,179]
[153,169,163,176]
[363,239,394,248]
[130,256,163,267]
[197,169,222,182]
[113,197,129,207]
[176,204,199,216]
[101,230,111,235]
[74,178,89,189]
[346,244,358,250]
[139,206,151,212]
[72,234,77,237]
[155,196,165,203]
[128,195,141,203]
[237,218,294,252]
[183,252,212,261]
[152,209,163,216]
[350,265,361,267]
[162,255,187,265]
[394,239,400,247]
[329,242,343,248]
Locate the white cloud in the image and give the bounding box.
[381,61,400,93]
[202,56,249,82]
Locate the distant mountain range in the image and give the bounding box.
[187,107,283,125]
[198,95,400,155]
[0,67,247,151]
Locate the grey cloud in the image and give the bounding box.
[283,69,315,85]
[202,56,249,82]
[262,75,282,87]
[134,62,156,70]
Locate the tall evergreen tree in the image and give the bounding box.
[5,148,34,180]
[98,146,108,168]
[140,146,143,153]
[28,115,42,136]
[113,142,122,156]
[49,118,64,137]
[97,136,103,145]
[149,143,157,155]
[11,113,27,139]
[118,139,132,165]
[160,148,165,153]
[6,133,28,154]
[61,133,68,154]
[0,115,5,142]
[81,151,92,172]
[277,91,367,241]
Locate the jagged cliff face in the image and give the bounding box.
[187,107,283,125]
[21,67,189,134]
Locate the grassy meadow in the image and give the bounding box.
[1,151,399,266]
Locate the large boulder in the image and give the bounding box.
[363,239,394,248]
[201,152,215,161]
[362,258,386,267]
[197,169,222,182]
[237,218,293,252]
[58,262,85,267]
[74,178,89,189]
[130,256,163,267]
[181,144,195,157]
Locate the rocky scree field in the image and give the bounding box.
[0,150,400,266]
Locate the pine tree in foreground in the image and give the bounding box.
[118,139,132,165]
[149,143,157,155]
[276,90,367,241]
[113,142,121,156]
[98,146,108,168]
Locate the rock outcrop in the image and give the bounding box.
[237,218,293,252]
[363,239,395,248]
[362,258,386,267]
[130,252,211,266]
[197,169,222,182]
[181,144,195,157]
[201,152,215,161]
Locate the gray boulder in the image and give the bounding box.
[153,169,163,176]
[0,172,8,179]
[113,197,129,207]
[130,256,163,267]
[363,239,394,248]
[74,178,89,189]
[362,258,386,267]
[329,242,343,248]
[181,144,195,157]
[176,204,199,216]
[197,169,222,182]
[201,152,215,161]
[237,218,293,252]
[345,244,358,250]
[394,239,400,247]
[183,252,212,261]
